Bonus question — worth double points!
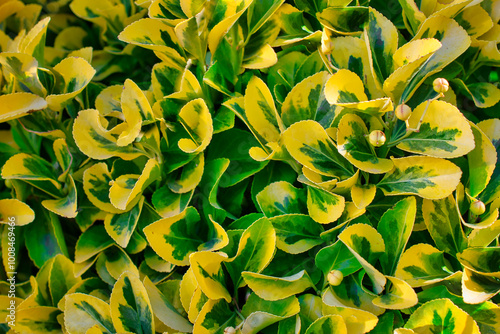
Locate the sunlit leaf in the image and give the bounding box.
[423,195,467,255]
[398,100,475,158]
[0,92,47,123]
[110,272,154,334]
[338,224,386,294]
[395,243,455,287]
[404,299,480,333]
[377,156,462,199]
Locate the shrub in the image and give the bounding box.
[0,0,500,333]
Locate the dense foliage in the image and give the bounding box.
[1,0,500,332]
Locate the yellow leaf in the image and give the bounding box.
[0,92,47,123]
[178,98,213,153]
[0,199,34,226]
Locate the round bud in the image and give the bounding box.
[4,179,12,188]
[368,130,386,147]
[470,200,486,216]
[327,270,344,286]
[433,78,449,94]
[224,327,236,334]
[395,104,412,121]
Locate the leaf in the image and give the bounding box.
[282,120,353,178]
[305,315,347,334]
[317,6,369,35]
[189,251,231,303]
[0,199,34,225]
[256,181,306,217]
[399,16,471,104]
[377,156,462,199]
[0,92,47,123]
[19,16,50,64]
[280,71,334,128]
[73,109,145,160]
[225,217,276,288]
[14,306,62,334]
[207,128,267,187]
[144,207,228,266]
[193,299,238,334]
[83,163,126,214]
[42,175,78,218]
[49,254,81,306]
[366,7,398,82]
[321,305,379,334]
[25,205,67,268]
[75,224,114,263]
[64,293,115,334]
[243,270,314,301]
[168,153,204,193]
[468,121,497,197]
[241,294,300,334]
[322,274,384,315]
[242,44,278,69]
[372,276,418,309]
[338,224,386,294]
[143,276,193,332]
[392,38,442,69]
[2,153,62,197]
[395,243,454,287]
[458,247,500,278]
[462,267,500,304]
[315,240,362,277]
[336,113,394,173]
[118,18,184,61]
[455,5,494,39]
[454,79,500,108]
[177,98,213,153]
[269,214,324,254]
[243,76,283,147]
[397,100,475,158]
[306,186,345,224]
[404,299,480,333]
[0,52,46,96]
[152,185,194,218]
[104,198,144,248]
[351,184,376,209]
[110,272,154,334]
[383,40,441,104]
[378,196,416,276]
[323,36,380,99]
[423,195,467,256]
[109,159,160,210]
[46,57,96,111]
[477,118,500,205]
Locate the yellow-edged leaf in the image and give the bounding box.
[377,156,462,199]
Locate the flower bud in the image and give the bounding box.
[368,130,386,147]
[433,78,449,94]
[395,104,412,121]
[224,327,236,334]
[327,270,343,286]
[470,200,486,216]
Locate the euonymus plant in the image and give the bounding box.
[1,0,500,332]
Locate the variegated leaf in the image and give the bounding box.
[110,272,154,334]
[377,156,462,199]
[398,100,475,158]
[395,243,454,287]
[336,113,393,173]
[269,214,324,254]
